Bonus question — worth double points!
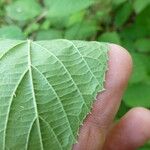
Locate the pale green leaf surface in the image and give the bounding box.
[0,39,108,150]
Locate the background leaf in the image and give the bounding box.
[44,0,93,17]
[114,2,132,27]
[0,25,25,39]
[36,29,63,40]
[134,38,150,53]
[133,0,150,14]
[98,32,121,44]
[65,20,98,40]
[124,83,150,107]
[130,53,148,84]
[6,0,42,21]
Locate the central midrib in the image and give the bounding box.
[27,40,44,150]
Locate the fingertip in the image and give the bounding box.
[124,107,150,141]
[109,44,132,66]
[107,44,133,90]
[103,107,150,150]
[126,107,150,118]
[89,44,133,127]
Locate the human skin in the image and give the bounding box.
[73,44,150,150]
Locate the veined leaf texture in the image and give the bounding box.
[0,39,108,150]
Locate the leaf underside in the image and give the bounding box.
[0,39,108,150]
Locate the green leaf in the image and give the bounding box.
[121,39,135,52]
[0,25,25,39]
[124,83,150,107]
[0,39,108,149]
[139,145,150,150]
[139,141,150,150]
[112,0,127,6]
[65,11,85,27]
[135,6,150,34]
[142,55,150,73]
[114,2,132,27]
[65,21,98,40]
[24,23,40,36]
[36,29,63,40]
[120,24,149,40]
[133,0,150,14]
[134,38,150,52]
[6,0,42,21]
[98,32,121,44]
[40,20,51,30]
[44,0,93,17]
[130,53,148,83]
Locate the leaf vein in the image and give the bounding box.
[25,117,36,150]
[39,116,63,150]
[3,68,28,150]
[33,42,89,111]
[68,40,101,87]
[31,65,76,142]
[0,41,26,61]
[27,40,44,150]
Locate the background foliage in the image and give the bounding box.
[0,0,150,149]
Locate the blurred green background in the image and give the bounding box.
[0,0,150,149]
